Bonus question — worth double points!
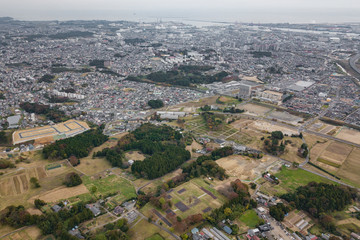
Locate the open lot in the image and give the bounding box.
[125,151,146,161]
[13,119,90,145]
[128,219,173,240]
[82,174,137,203]
[261,166,333,196]
[239,209,264,228]
[216,155,278,181]
[242,103,273,116]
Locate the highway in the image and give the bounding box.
[349,53,360,76]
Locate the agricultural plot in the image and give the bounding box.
[336,127,360,145]
[283,210,313,234]
[310,139,360,186]
[0,166,47,196]
[29,184,89,203]
[1,226,41,240]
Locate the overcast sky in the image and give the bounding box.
[1,0,360,23]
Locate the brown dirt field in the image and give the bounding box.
[251,121,298,135]
[309,141,330,161]
[75,158,112,176]
[336,218,360,227]
[216,155,276,181]
[218,96,234,103]
[27,208,43,215]
[337,148,360,185]
[325,142,353,156]
[29,184,89,203]
[125,151,146,161]
[186,140,203,157]
[336,127,360,145]
[242,103,272,116]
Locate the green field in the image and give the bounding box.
[82,174,137,202]
[239,210,263,228]
[145,233,165,240]
[265,166,334,195]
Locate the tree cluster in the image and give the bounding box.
[43,129,108,159]
[269,203,290,221]
[0,159,15,169]
[281,182,355,219]
[94,147,126,168]
[20,102,67,122]
[132,67,228,87]
[38,74,55,83]
[263,131,286,156]
[148,99,164,109]
[223,107,245,113]
[131,145,190,179]
[63,172,82,187]
[118,124,189,179]
[202,112,224,131]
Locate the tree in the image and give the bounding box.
[224,208,232,216]
[69,155,79,166]
[34,199,46,209]
[0,131,8,144]
[30,177,40,188]
[271,131,284,140]
[64,172,82,187]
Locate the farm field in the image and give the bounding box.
[336,127,360,145]
[0,226,42,240]
[309,138,360,187]
[0,162,75,210]
[29,184,89,203]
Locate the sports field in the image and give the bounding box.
[12,119,90,145]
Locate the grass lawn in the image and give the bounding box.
[146,233,165,240]
[269,166,333,195]
[239,210,263,228]
[128,219,172,240]
[82,175,136,201]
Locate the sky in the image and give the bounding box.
[1,0,360,23]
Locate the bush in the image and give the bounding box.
[30,177,40,188]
